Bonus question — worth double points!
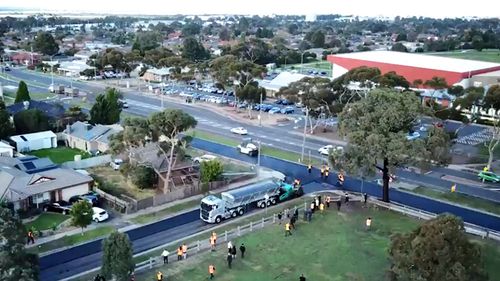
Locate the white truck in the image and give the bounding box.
[200,178,303,224]
[237,138,258,156]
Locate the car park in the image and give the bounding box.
[92,207,109,222]
[231,127,248,135]
[318,145,344,156]
[478,171,500,183]
[193,154,218,164]
[43,201,72,215]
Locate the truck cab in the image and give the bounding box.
[200,195,227,224]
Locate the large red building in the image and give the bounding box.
[327,51,500,87]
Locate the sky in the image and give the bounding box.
[1,0,499,19]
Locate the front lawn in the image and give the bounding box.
[135,204,500,281]
[28,147,90,164]
[89,166,155,200]
[24,213,69,231]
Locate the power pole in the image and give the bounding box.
[258,91,263,127]
[301,107,308,162]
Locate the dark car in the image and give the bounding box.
[43,201,72,215]
[4,66,11,71]
[69,195,97,206]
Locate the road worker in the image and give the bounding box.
[209,264,216,279]
[320,166,325,178]
[366,217,372,230]
[156,271,163,281]
[307,164,312,173]
[177,246,183,261]
[210,235,216,251]
[285,222,292,236]
[320,202,325,214]
[182,243,188,259]
[326,195,331,208]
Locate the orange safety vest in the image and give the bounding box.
[182,244,187,253]
[210,236,215,245]
[209,265,215,274]
[320,203,324,211]
[320,167,325,173]
[157,272,163,281]
[285,223,290,231]
[177,248,183,256]
[212,232,217,240]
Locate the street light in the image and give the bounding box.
[300,106,309,162]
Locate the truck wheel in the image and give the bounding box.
[215,216,222,224]
[271,198,277,205]
[258,201,265,208]
[238,209,245,216]
[231,211,238,218]
[267,201,271,207]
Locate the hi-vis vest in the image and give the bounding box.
[177,248,183,255]
[157,272,163,280]
[285,223,290,230]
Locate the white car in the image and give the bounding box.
[110,159,123,170]
[318,145,343,156]
[406,131,421,141]
[230,127,248,135]
[92,207,109,222]
[193,154,218,164]
[48,84,55,93]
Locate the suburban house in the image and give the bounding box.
[0,141,14,157]
[142,67,172,82]
[258,72,307,97]
[128,142,198,190]
[0,156,93,210]
[7,100,66,119]
[64,121,123,154]
[9,131,57,153]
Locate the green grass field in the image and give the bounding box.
[24,213,69,231]
[430,49,500,63]
[28,147,90,164]
[409,187,500,216]
[135,204,500,281]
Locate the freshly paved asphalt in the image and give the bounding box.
[39,139,500,280]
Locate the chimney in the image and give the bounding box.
[23,101,29,110]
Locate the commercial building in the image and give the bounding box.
[327,51,500,88]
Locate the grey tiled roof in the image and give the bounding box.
[65,121,122,144]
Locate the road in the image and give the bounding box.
[2,68,499,199]
[39,138,500,281]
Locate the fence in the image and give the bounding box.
[94,187,130,214]
[61,154,111,169]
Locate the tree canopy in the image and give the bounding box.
[0,100,14,140]
[15,80,31,103]
[335,89,450,202]
[235,81,266,105]
[0,205,39,281]
[13,109,49,135]
[33,31,59,55]
[90,88,122,125]
[483,85,500,111]
[389,214,488,281]
[101,231,134,280]
[70,200,93,232]
[391,42,408,52]
[182,37,209,62]
[200,160,224,184]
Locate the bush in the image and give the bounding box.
[130,166,156,189]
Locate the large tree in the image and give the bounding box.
[376,71,410,89]
[70,200,93,233]
[101,231,134,281]
[182,37,209,62]
[209,55,265,87]
[335,89,450,202]
[0,205,39,281]
[33,31,59,55]
[200,159,224,189]
[389,214,488,281]
[391,42,408,52]
[235,81,266,117]
[13,109,49,135]
[0,100,14,139]
[90,88,122,125]
[14,80,31,103]
[483,84,500,111]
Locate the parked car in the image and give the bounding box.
[260,104,274,112]
[406,131,421,141]
[281,99,294,105]
[231,127,248,135]
[269,107,281,114]
[110,159,123,171]
[4,66,11,71]
[281,106,295,114]
[69,195,95,205]
[193,154,218,164]
[43,201,72,215]
[92,207,109,222]
[478,171,500,183]
[318,145,344,156]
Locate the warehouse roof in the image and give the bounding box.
[330,51,500,73]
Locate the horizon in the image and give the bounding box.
[1,0,499,19]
